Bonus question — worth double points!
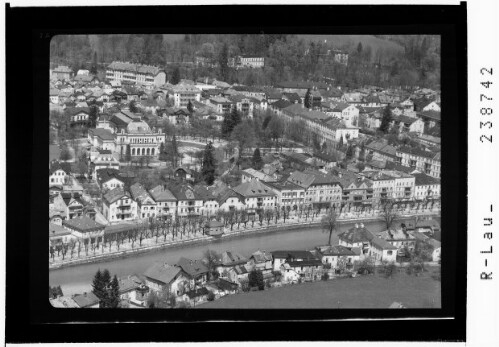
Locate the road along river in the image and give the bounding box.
[50,217,439,296]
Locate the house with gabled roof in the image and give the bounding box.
[96,168,125,191]
[130,182,157,219]
[315,245,359,270]
[264,180,305,208]
[149,185,177,220]
[168,183,203,217]
[62,216,106,243]
[248,250,273,275]
[287,170,342,208]
[338,223,397,263]
[102,187,137,223]
[49,161,72,186]
[216,187,245,212]
[72,291,100,308]
[232,180,277,213]
[177,257,209,287]
[215,251,248,277]
[53,192,85,220]
[144,262,190,297]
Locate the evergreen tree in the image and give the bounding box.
[90,51,98,75]
[91,269,107,307]
[252,148,263,170]
[379,104,393,133]
[221,113,233,139]
[346,145,354,160]
[201,142,217,185]
[338,135,344,150]
[171,67,181,85]
[230,107,242,129]
[262,114,272,130]
[129,100,138,113]
[171,133,179,167]
[358,143,366,161]
[125,144,132,163]
[357,42,363,55]
[304,88,312,108]
[187,100,194,114]
[100,269,112,308]
[218,42,229,82]
[88,105,98,128]
[108,275,121,308]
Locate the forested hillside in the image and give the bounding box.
[50,34,440,89]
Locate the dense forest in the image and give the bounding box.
[50,34,440,89]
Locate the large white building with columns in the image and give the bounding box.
[96,112,166,159]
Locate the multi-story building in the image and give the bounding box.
[232,180,277,214]
[172,85,201,108]
[62,216,106,244]
[96,168,125,191]
[193,185,220,217]
[361,171,396,201]
[333,171,374,206]
[113,119,165,159]
[52,65,73,80]
[88,128,116,152]
[53,192,85,220]
[330,103,359,127]
[49,161,71,186]
[382,170,415,200]
[413,172,441,200]
[396,146,441,178]
[89,150,120,178]
[264,181,305,208]
[217,188,246,212]
[102,187,138,223]
[208,96,234,114]
[287,170,342,207]
[149,185,178,220]
[331,49,349,65]
[130,183,157,220]
[377,228,417,254]
[338,223,397,262]
[168,184,203,217]
[106,61,166,87]
[234,55,265,68]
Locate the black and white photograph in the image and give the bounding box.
[47,33,443,310]
[5,1,475,344]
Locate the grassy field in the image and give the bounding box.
[198,267,441,309]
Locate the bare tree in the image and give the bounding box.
[265,209,274,226]
[203,249,221,281]
[321,208,339,246]
[380,200,399,229]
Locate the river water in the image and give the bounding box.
[50,217,438,295]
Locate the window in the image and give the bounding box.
[387,251,393,255]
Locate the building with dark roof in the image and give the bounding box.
[396,146,441,178]
[72,292,100,308]
[143,262,189,296]
[103,187,137,223]
[177,257,209,285]
[62,216,105,242]
[232,180,277,212]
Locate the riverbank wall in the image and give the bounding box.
[49,212,439,271]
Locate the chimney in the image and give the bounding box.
[355,223,359,229]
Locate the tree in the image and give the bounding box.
[203,249,221,281]
[230,107,242,129]
[248,269,265,290]
[380,200,399,229]
[187,100,194,114]
[304,88,312,108]
[90,51,98,75]
[129,100,138,113]
[337,135,344,150]
[49,285,64,299]
[125,144,132,163]
[108,275,121,308]
[201,142,217,185]
[252,148,264,170]
[379,105,393,134]
[231,121,256,157]
[345,145,354,160]
[171,67,181,85]
[218,42,229,81]
[91,269,108,307]
[355,256,376,275]
[60,146,71,161]
[221,113,233,139]
[381,261,397,279]
[321,208,338,245]
[89,105,99,128]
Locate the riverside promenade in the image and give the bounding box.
[49,207,440,270]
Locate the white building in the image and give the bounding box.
[413,173,441,200]
[106,61,166,87]
[130,183,157,220]
[149,185,178,220]
[172,85,201,108]
[102,187,138,223]
[232,180,277,213]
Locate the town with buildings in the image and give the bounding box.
[49,34,441,309]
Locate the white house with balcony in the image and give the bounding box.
[102,187,138,223]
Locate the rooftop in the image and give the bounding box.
[62,216,105,233]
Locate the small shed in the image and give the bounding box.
[206,220,224,237]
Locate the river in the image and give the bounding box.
[50,217,439,296]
